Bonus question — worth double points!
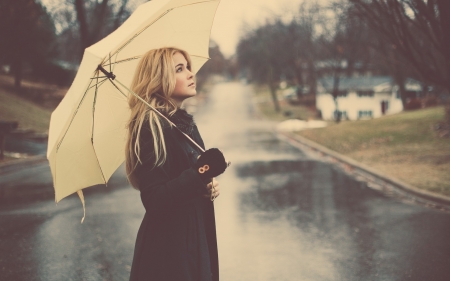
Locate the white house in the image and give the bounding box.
[316,76,422,121]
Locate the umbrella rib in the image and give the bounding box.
[56,79,95,151]
[108,52,113,73]
[111,0,218,58]
[103,56,141,67]
[91,78,107,185]
[172,0,220,9]
[87,78,108,88]
[109,78,205,153]
[191,55,212,59]
[93,78,98,142]
[108,0,219,66]
[111,9,173,58]
[108,78,127,99]
[110,52,120,77]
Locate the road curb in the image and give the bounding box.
[277,130,450,209]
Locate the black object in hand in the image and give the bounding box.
[195,148,227,180]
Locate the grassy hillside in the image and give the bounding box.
[0,89,52,133]
[298,107,450,196]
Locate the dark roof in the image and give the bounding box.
[319,76,393,92]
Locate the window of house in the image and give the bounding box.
[334,90,348,97]
[357,90,374,97]
[334,110,348,120]
[358,110,373,119]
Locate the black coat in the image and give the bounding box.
[129,112,219,281]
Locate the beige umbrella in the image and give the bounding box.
[47,0,221,222]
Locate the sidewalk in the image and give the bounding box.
[277,131,450,211]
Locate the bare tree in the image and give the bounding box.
[0,0,56,88]
[236,2,324,113]
[195,40,227,91]
[237,22,288,112]
[349,0,450,122]
[315,1,372,122]
[288,1,321,97]
[74,0,136,58]
[47,0,142,62]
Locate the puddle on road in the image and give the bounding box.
[236,159,385,215]
[217,158,450,281]
[235,159,387,243]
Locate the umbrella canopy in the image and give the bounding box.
[47,0,221,218]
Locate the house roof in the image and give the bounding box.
[319,76,394,92]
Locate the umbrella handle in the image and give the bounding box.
[97,65,116,80]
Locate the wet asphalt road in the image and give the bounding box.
[1,81,450,281]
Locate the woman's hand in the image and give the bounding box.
[204,178,220,201]
[195,148,227,181]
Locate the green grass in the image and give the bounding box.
[297,107,450,196]
[298,107,445,153]
[0,89,52,133]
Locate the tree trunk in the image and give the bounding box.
[331,69,341,123]
[268,67,280,112]
[333,98,340,123]
[293,60,304,99]
[74,0,90,58]
[90,0,110,44]
[307,59,317,95]
[393,73,407,108]
[438,0,450,124]
[113,0,129,30]
[437,0,450,78]
[269,83,280,113]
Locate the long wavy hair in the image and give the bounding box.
[125,47,192,189]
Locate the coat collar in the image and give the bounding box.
[169,108,196,136]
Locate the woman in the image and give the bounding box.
[125,47,228,281]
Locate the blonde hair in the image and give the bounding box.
[125,47,193,189]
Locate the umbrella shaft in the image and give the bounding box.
[98,65,116,80]
[111,77,205,153]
